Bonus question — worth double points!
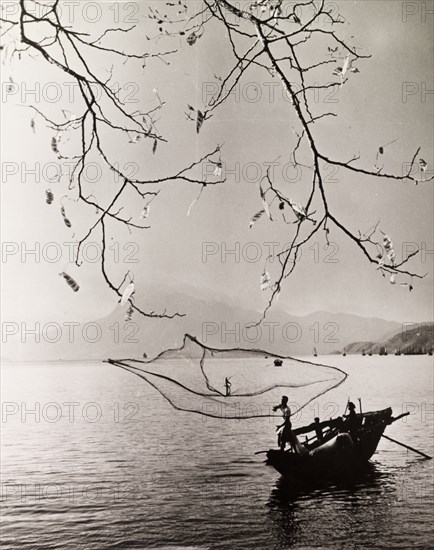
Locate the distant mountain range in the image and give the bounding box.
[342,322,434,355]
[2,285,429,361]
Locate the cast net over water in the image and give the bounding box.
[108,334,347,420]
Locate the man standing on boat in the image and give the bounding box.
[224,377,232,397]
[273,397,308,454]
[273,396,295,452]
[273,395,290,416]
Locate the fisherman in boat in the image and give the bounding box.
[278,414,294,452]
[273,395,290,416]
[344,401,360,441]
[273,396,296,452]
[224,377,232,397]
[314,417,324,442]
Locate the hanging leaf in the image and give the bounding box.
[152,139,157,155]
[45,189,53,205]
[381,234,396,266]
[249,209,265,229]
[213,162,222,177]
[388,251,396,265]
[125,304,134,322]
[139,205,150,219]
[333,55,351,87]
[120,282,135,306]
[342,55,350,76]
[59,272,79,292]
[60,206,72,228]
[187,196,198,216]
[187,31,199,45]
[30,118,36,133]
[51,137,59,154]
[196,110,204,134]
[419,158,427,172]
[289,199,309,222]
[187,187,204,217]
[389,274,396,285]
[383,235,393,250]
[260,271,271,291]
[187,104,195,111]
[378,138,398,158]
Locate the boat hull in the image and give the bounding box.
[266,407,392,479]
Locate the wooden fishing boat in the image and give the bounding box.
[274,359,283,366]
[266,407,408,479]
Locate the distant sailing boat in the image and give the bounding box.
[362,349,365,356]
[313,347,318,357]
[395,348,401,356]
[342,348,346,357]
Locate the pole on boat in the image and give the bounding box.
[390,412,410,423]
[381,434,432,460]
[357,397,362,414]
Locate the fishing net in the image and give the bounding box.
[109,334,347,420]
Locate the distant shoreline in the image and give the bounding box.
[2,353,433,365]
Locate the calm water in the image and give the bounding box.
[1,356,433,549]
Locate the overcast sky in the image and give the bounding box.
[1,0,433,336]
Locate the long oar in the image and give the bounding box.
[382,434,432,459]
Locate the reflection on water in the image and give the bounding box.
[266,462,433,549]
[1,357,433,549]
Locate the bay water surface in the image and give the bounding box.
[1,356,433,549]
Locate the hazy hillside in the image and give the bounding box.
[1,284,406,361]
[344,322,434,355]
